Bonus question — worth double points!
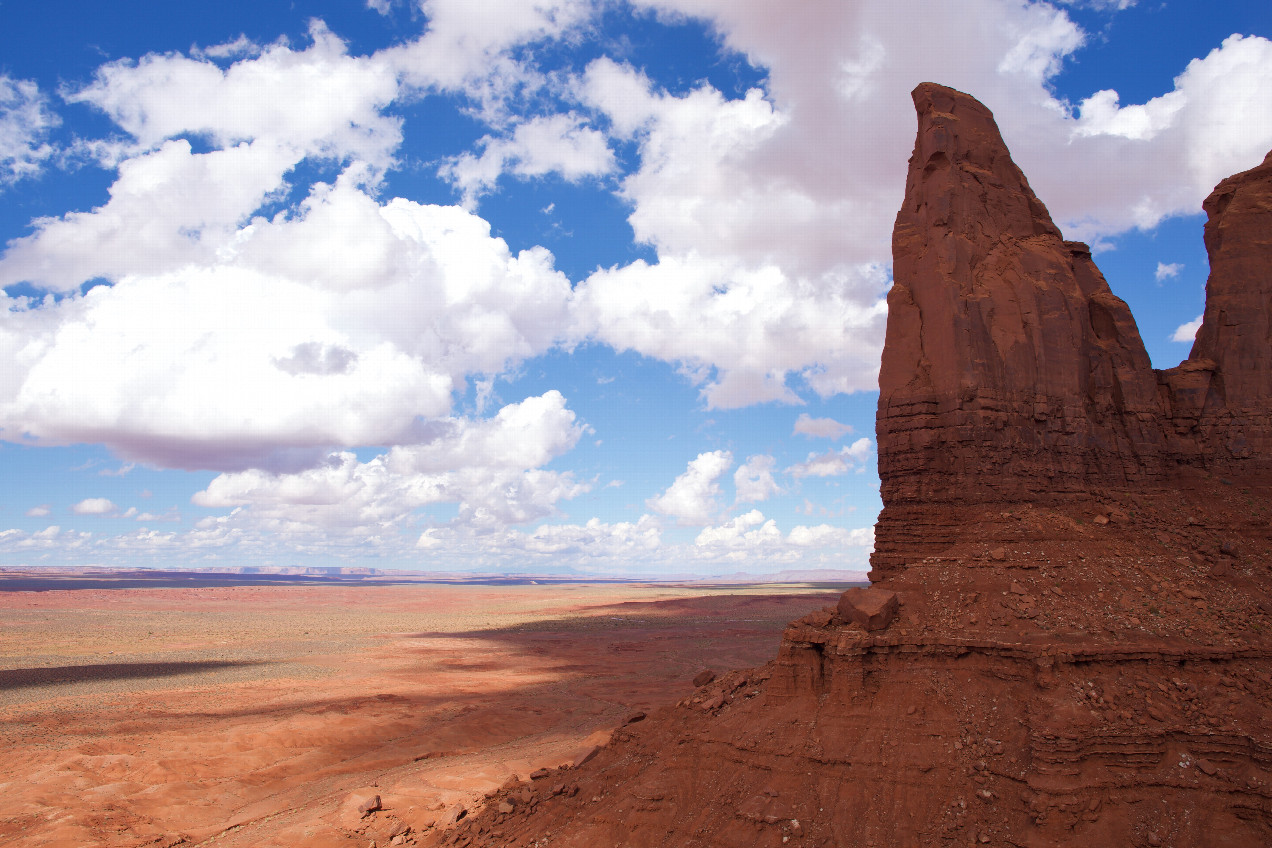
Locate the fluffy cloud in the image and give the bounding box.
[1172,315,1203,344]
[66,22,402,169]
[786,523,874,549]
[0,18,589,472]
[461,514,664,560]
[0,170,572,470]
[734,454,780,503]
[646,450,733,525]
[1053,34,1272,238]
[571,3,1272,407]
[788,438,873,478]
[441,113,616,207]
[693,509,874,562]
[193,391,587,531]
[385,0,594,116]
[793,413,852,440]
[0,525,92,553]
[2,25,405,293]
[695,509,781,550]
[571,57,891,406]
[0,140,297,291]
[1156,262,1183,282]
[72,497,116,515]
[0,76,58,185]
[575,252,889,408]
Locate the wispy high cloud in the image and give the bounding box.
[793,414,852,440]
[0,75,58,185]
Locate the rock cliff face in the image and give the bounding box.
[880,83,1164,509]
[431,85,1272,848]
[1159,148,1272,470]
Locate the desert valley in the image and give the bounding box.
[0,571,848,847]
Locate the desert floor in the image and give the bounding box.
[0,577,844,847]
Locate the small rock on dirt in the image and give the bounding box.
[693,669,717,687]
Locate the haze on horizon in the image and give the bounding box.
[0,0,1269,576]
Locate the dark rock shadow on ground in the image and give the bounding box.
[0,659,269,690]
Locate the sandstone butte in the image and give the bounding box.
[427,83,1272,848]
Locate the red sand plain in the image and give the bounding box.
[0,578,843,847]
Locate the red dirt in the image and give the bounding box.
[0,580,843,847]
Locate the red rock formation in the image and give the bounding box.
[1160,150,1272,469]
[880,83,1165,511]
[432,84,1272,848]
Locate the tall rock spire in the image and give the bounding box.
[1160,150,1272,466]
[879,82,1164,508]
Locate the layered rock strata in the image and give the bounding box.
[432,85,1272,848]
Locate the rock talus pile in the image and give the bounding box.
[430,84,1272,848]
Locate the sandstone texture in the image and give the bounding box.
[440,84,1272,848]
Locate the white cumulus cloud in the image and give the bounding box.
[788,438,873,478]
[695,509,780,549]
[1172,315,1204,343]
[72,497,117,515]
[646,449,733,525]
[193,391,587,531]
[734,454,780,503]
[0,167,572,470]
[66,21,402,169]
[440,113,616,207]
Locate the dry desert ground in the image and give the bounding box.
[0,575,844,847]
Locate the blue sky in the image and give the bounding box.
[0,0,1269,576]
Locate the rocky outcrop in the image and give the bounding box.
[873,82,1272,585]
[431,84,1272,848]
[879,84,1272,519]
[1160,149,1272,469]
[880,84,1164,510]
